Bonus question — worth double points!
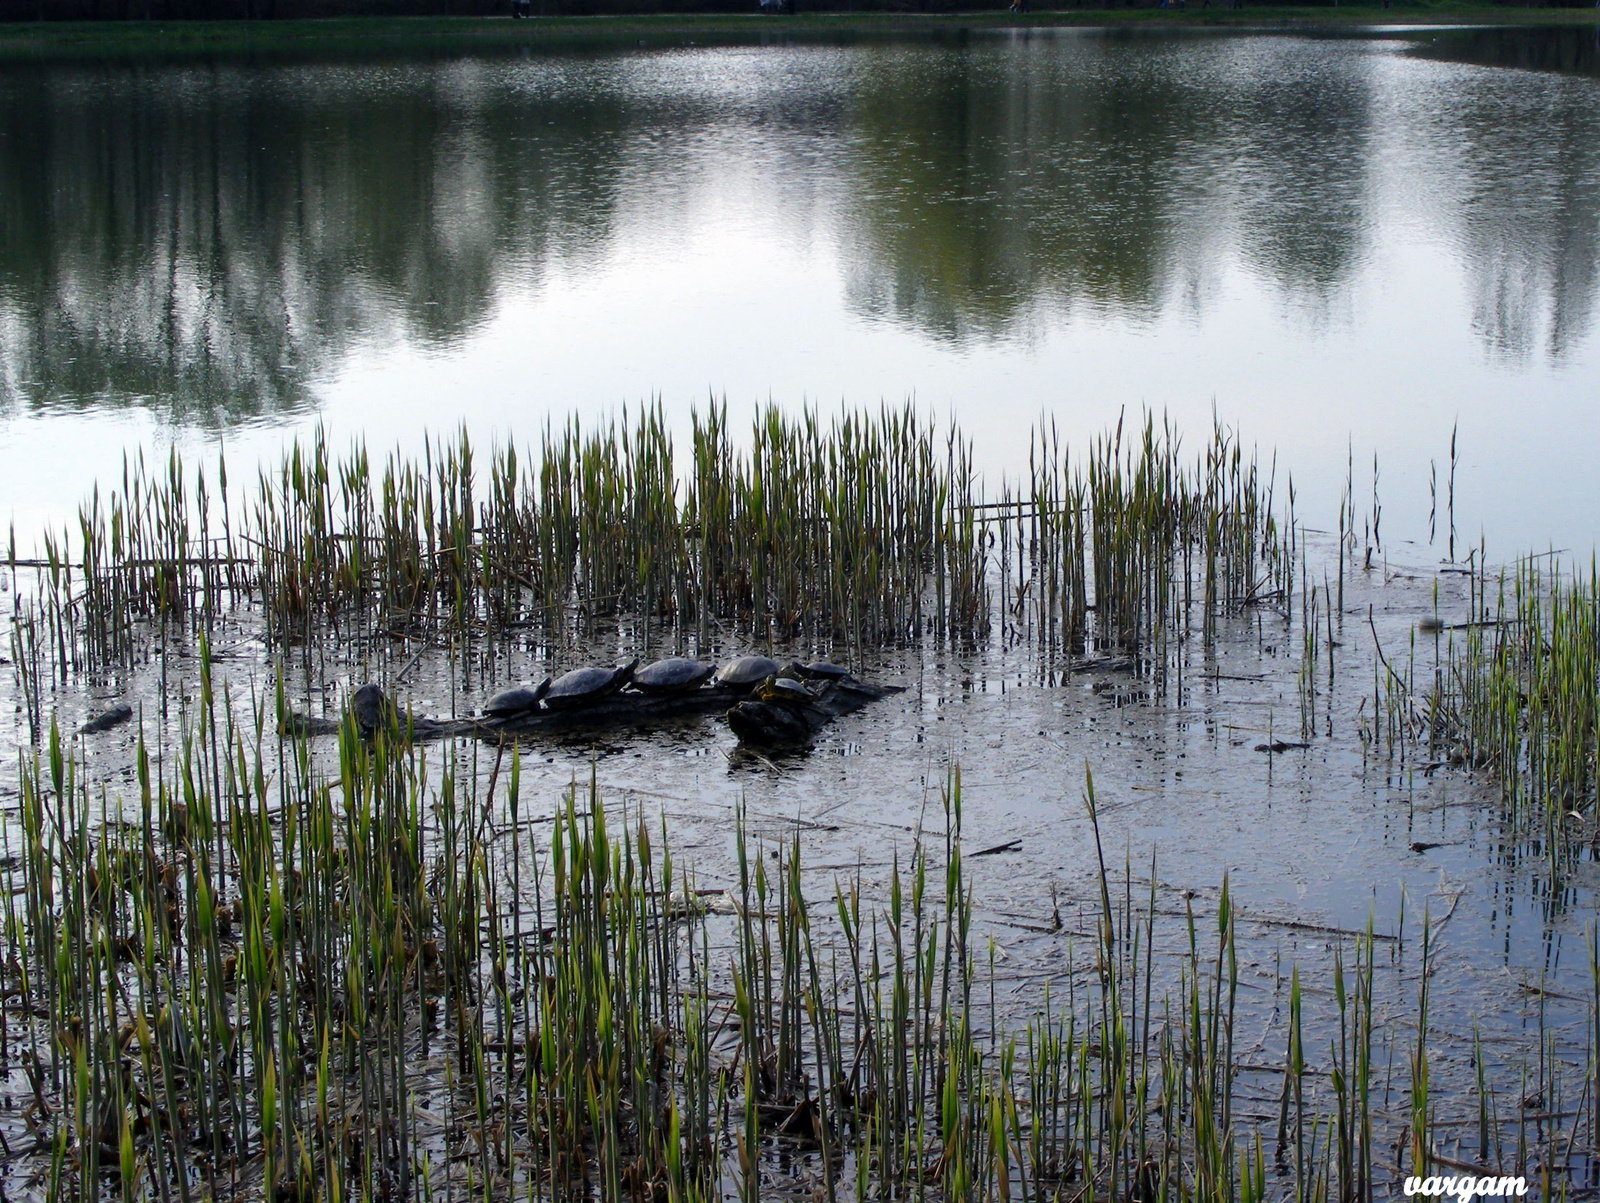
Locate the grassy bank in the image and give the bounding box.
[0,4,1595,60]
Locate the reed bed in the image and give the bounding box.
[5,407,1290,682]
[998,414,1293,665]
[1,671,1587,1201]
[13,405,991,668]
[1420,557,1600,841]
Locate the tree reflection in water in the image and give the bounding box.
[0,28,1597,422]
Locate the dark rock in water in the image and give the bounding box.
[484,678,551,717]
[80,705,133,735]
[544,660,638,710]
[352,684,392,732]
[633,657,717,696]
[727,699,814,748]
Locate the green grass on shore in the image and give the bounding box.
[0,3,1595,61]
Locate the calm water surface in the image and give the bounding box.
[1,26,1598,554]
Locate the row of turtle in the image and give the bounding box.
[482,654,848,718]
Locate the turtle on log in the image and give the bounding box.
[713,655,780,692]
[543,660,639,711]
[484,678,552,718]
[282,659,903,748]
[633,657,717,696]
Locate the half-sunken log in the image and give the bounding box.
[284,673,903,744]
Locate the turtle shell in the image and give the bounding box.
[543,660,639,710]
[803,661,851,681]
[633,657,716,696]
[484,678,551,717]
[352,684,391,732]
[713,655,781,690]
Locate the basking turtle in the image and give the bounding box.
[713,655,781,692]
[351,684,393,732]
[780,660,850,682]
[803,661,850,681]
[754,675,816,705]
[633,657,717,696]
[543,660,639,711]
[728,675,820,748]
[483,678,551,718]
[80,704,134,735]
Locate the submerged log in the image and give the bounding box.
[282,675,904,747]
[80,704,134,735]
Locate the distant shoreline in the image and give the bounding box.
[0,6,1595,61]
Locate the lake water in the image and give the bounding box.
[2,24,1599,557]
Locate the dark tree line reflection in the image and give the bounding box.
[1411,31,1600,362]
[838,32,1378,339]
[838,29,1600,357]
[0,31,1597,422]
[0,54,631,419]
